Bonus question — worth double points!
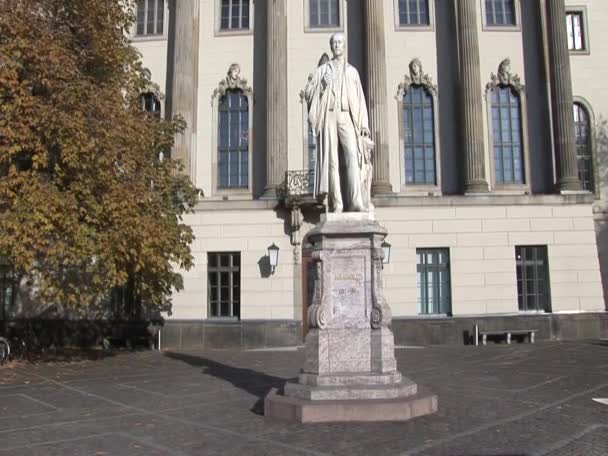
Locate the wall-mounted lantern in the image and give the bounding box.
[268,243,280,274]
[382,241,392,266]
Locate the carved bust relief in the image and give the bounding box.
[486,58,524,94]
[397,58,438,97]
[212,63,253,103]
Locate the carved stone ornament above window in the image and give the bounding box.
[141,69,165,100]
[212,63,253,104]
[396,58,438,98]
[486,58,525,93]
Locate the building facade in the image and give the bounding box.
[131,0,608,348]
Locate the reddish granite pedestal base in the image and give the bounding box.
[264,387,438,423]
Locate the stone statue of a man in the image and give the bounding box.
[305,33,374,213]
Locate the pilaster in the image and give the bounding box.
[363,0,392,195]
[546,0,582,192]
[170,0,199,178]
[262,0,289,199]
[456,0,489,193]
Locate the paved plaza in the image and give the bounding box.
[0,341,607,455]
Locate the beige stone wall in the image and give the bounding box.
[378,203,604,317]
[170,208,297,320]
[168,202,603,321]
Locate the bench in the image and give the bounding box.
[474,326,537,346]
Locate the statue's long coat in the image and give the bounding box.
[305,60,370,199]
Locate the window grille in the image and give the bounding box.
[490,86,523,184]
[136,0,164,36]
[516,246,551,312]
[218,90,249,189]
[403,86,436,185]
[417,248,451,315]
[220,0,250,31]
[208,252,241,318]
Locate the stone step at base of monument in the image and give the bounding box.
[298,370,403,387]
[264,387,438,423]
[283,377,417,401]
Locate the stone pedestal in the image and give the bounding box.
[265,213,437,423]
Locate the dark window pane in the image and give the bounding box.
[417,248,451,315]
[207,252,241,318]
[157,0,164,34]
[403,86,435,185]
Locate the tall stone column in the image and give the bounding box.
[170,0,199,178]
[546,0,582,192]
[456,0,489,193]
[262,0,288,199]
[363,0,392,195]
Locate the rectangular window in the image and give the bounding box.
[485,0,516,26]
[208,252,241,319]
[220,0,250,31]
[136,0,164,36]
[516,246,550,312]
[398,0,430,26]
[417,248,451,315]
[566,12,586,51]
[309,0,340,28]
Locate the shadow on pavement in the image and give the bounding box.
[164,351,292,415]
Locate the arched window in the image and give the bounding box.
[574,103,594,192]
[218,89,249,189]
[490,86,523,184]
[141,92,162,119]
[396,59,440,193]
[403,86,436,185]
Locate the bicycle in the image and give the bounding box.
[0,322,34,363]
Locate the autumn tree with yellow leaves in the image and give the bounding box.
[0,0,199,318]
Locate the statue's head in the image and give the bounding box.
[329,33,346,58]
[409,58,422,78]
[227,63,241,82]
[497,58,511,84]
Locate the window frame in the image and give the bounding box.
[515,245,551,313]
[215,0,254,36]
[485,62,531,194]
[416,248,452,316]
[480,0,521,32]
[217,90,250,190]
[393,0,435,32]
[566,6,590,56]
[304,0,345,33]
[140,91,164,119]
[210,66,254,199]
[132,0,169,41]
[573,97,598,196]
[396,60,442,196]
[207,252,241,320]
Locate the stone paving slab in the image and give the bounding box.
[0,341,607,455]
